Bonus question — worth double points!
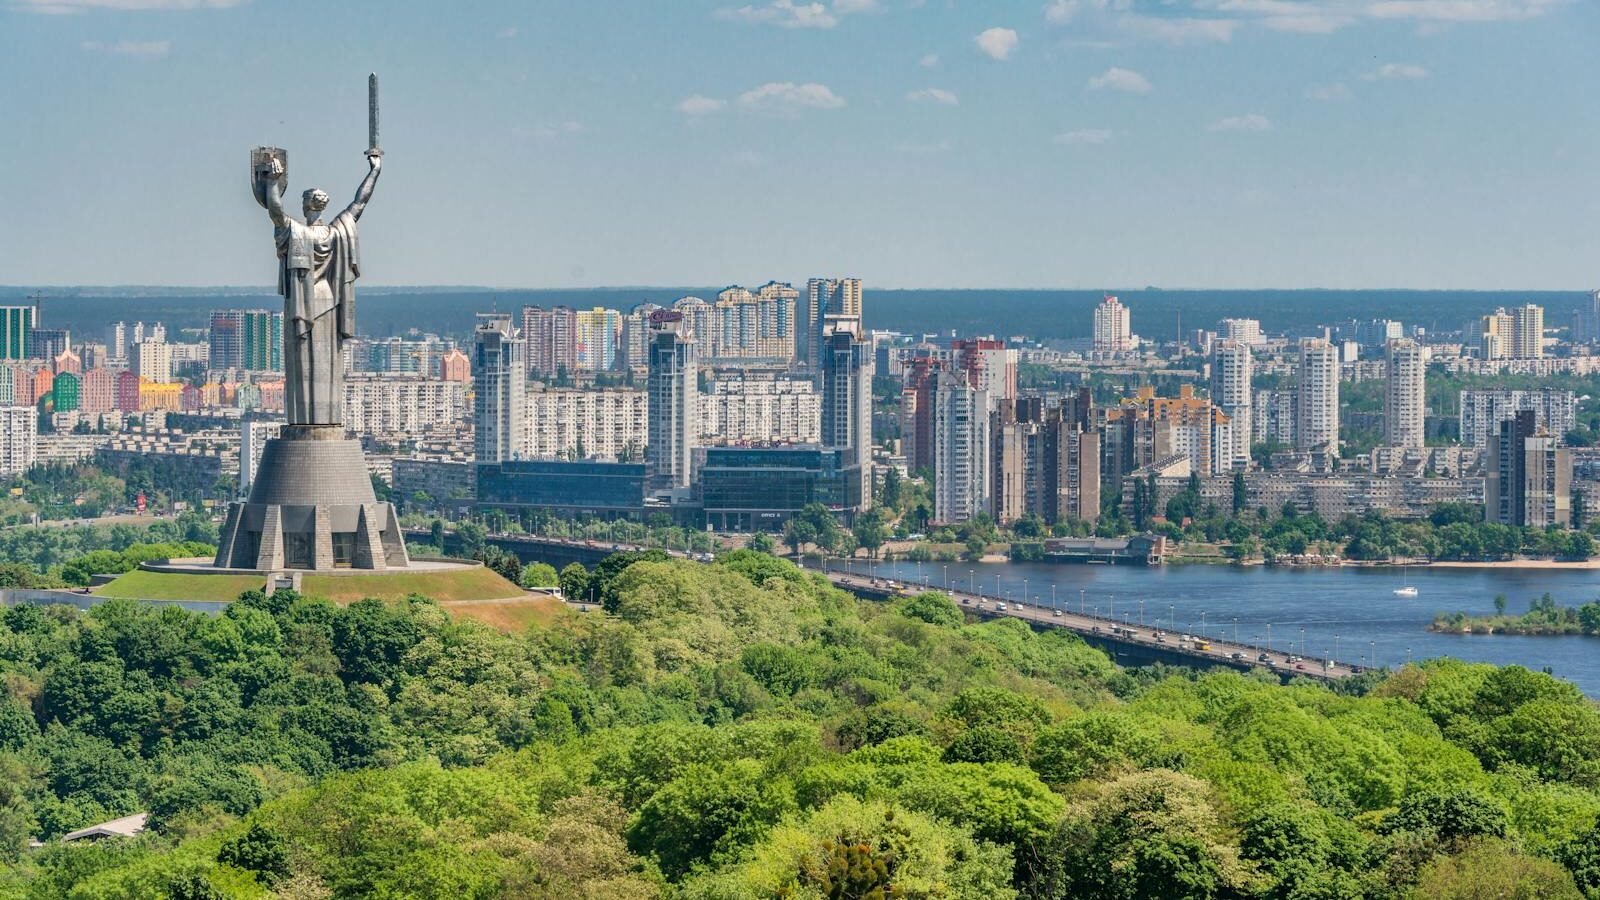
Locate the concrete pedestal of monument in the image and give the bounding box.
[214,425,410,571]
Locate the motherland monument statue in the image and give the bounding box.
[213,75,411,573]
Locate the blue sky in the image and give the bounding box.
[1,0,1596,289]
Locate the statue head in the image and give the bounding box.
[301,188,331,220]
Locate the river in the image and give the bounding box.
[855,559,1600,696]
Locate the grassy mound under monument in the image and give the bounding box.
[94,565,526,605]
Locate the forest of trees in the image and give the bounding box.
[0,549,1596,897]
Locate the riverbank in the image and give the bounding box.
[1426,558,1600,570]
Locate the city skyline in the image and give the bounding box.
[2,1,1598,290]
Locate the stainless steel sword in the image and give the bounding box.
[368,73,382,157]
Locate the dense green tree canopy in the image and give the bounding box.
[0,549,1595,898]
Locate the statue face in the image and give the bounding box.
[301,188,330,219]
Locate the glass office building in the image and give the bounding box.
[477,459,646,520]
[698,445,859,531]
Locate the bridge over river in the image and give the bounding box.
[824,570,1360,680]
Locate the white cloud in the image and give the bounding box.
[1208,113,1272,132]
[1053,128,1114,145]
[918,53,939,67]
[974,27,1019,60]
[1044,0,1127,25]
[833,0,878,11]
[497,26,518,39]
[736,81,846,114]
[677,95,727,116]
[1363,62,1430,79]
[19,0,238,9]
[906,87,958,105]
[1260,12,1355,33]
[1365,0,1567,24]
[80,39,169,57]
[1304,82,1353,101]
[1034,0,1567,41]
[715,0,837,29]
[1087,66,1152,93]
[1117,14,1237,43]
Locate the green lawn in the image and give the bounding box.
[301,568,523,604]
[94,566,524,605]
[94,570,265,602]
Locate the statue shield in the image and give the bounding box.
[250,146,287,210]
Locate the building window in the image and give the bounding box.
[332,532,356,567]
[284,532,313,569]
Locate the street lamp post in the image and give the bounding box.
[1169,604,1175,631]
[1266,623,1272,652]
[1139,600,1145,628]
[943,565,948,590]
[1052,584,1058,612]
[969,570,976,596]
[1232,616,1238,643]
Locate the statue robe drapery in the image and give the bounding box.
[275,209,359,425]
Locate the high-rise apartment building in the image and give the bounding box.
[672,297,718,364]
[210,310,282,372]
[804,278,862,370]
[709,283,798,363]
[28,329,69,362]
[0,406,37,476]
[343,375,468,437]
[242,310,283,372]
[107,322,128,362]
[79,368,114,414]
[1574,290,1600,344]
[619,302,663,375]
[1101,386,1233,480]
[473,314,526,466]
[702,376,821,445]
[820,320,873,513]
[953,339,1018,407]
[1458,389,1576,449]
[525,387,648,462]
[0,306,36,360]
[134,340,172,384]
[1210,340,1252,469]
[1217,318,1263,346]
[990,393,1099,527]
[521,304,578,378]
[208,310,244,370]
[1511,303,1544,359]
[574,307,622,372]
[646,311,697,491]
[1092,295,1132,352]
[1384,338,1426,449]
[1477,309,1514,360]
[899,357,942,474]
[1487,410,1570,527]
[438,348,470,383]
[1295,338,1339,453]
[931,370,990,524]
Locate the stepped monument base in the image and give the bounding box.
[214,425,411,572]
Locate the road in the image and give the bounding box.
[825,571,1362,680]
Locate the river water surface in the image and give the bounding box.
[857,560,1600,695]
